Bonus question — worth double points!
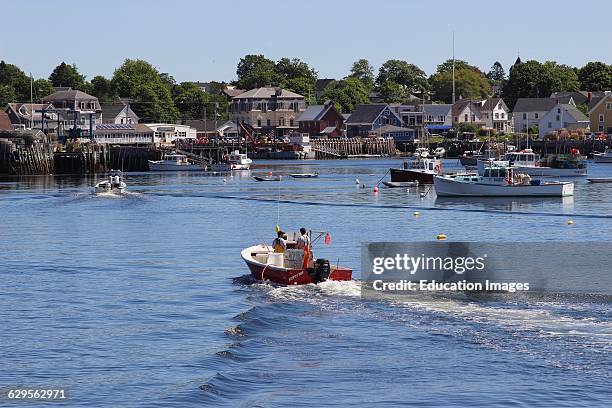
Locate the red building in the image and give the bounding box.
[297,100,344,137]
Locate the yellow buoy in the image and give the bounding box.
[567,220,574,225]
[413,211,420,216]
[436,234,447,240]
[275,225,281,232]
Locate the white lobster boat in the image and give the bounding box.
[94,170,126,194]
[148,153,206,171]
[504,149,587,177]
[434,160,574,197]
[210,150,252,171]
[593,147,612,163]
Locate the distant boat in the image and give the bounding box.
[94,170,126,194]
[290,172,318,178]
[593,147,612,163]
[210,150,252,171]
[433,147,446,158]
[382,181,419,188]
[254,175,282,182]
[587,178,612,183]
[504,149,587,177]
[434,160,574,197]
[389,157,441,184]
[459,148,498,166]
[148,153,206,171]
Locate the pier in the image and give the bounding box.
[311,137,397,159]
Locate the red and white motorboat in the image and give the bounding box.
[241,233,352,285]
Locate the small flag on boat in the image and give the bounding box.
[325,233,331,245]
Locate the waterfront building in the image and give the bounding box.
[452,100,484,126]
[513,97,574,133]
[229,87,306,137]
[345,104,404,138]
[5,103,58,131]
[93,123,154,144]
[475,98,512,133]
[101,103,139,124]
[297,100,345,137]
[538,104,590,139]
[550,91,607,106]
[145,123,197,143]
[587,93,612,134]
[42,89,102,133]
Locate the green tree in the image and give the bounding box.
[430,60,492,103]
[579,61,612,91]
[544,61,579,93]
[285,77,316,103]
[0,61,30,101]
[502,60,551,107]
[275,58,317,84]
[486,61,506,81]
[0,84,16,106]
[349,59,375,90]
[90,75,117,103]
[112,59,178,122]
[173,82,228,121]
[33,79,54,100]
[376,59,428,94]
[319,77,370,113]
[159,72,176,90]
[236,54,278,89]
[378,81,406,103]
[49,62,87,90]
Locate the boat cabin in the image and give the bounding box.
[504,150,537,166]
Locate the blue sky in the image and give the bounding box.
[2,0,610,83]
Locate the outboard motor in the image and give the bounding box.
[313,259,331,283]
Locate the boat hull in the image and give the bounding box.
[593,155,612,163]
[241,246,352,285]
[148,161,206,171]
[587,178,612,183]
[390,168,435,184]
[382,181,419,188]
[210,163,251,171]
[513,165,587,177]
[434,176,574,197]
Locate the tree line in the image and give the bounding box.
[1,56,611,122]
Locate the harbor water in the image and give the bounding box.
[1,158,611,407]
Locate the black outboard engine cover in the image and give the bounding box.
[314,259,331,283]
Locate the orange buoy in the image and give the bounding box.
[436,234,447,240]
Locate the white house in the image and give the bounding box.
[476,98,512,133]
[452,100,484,125]
[538,104,590,139]
[145,123,197,143]
[513,97,574,133]
[101,103,139,124]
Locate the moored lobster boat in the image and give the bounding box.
[241,233,352,285]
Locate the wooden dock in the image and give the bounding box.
[311,137,397,159]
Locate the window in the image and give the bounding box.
[485,113,489,119]
[607,102,612,110]
[438,115,444,122]
[464,114,468,121]
[600,114,605,122]
[557,108,561,114]
[563,122,568,128]
[501,113,505,119]
[266,119,271,127]
[535,113,539,119]
[494,113,499,119]
[454,116,458,122]
[471,115,475,121]
[600,125,605,131]
[556,115,560,121]
[289,118,294,127]
[548,122,552,128]
[522,113,527,119]
[257,119,262,127]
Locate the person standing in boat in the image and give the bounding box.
[296,228,310,249]
[272,231,287,253]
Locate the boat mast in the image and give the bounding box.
[30,73,34,129]
[452,31,456,105]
